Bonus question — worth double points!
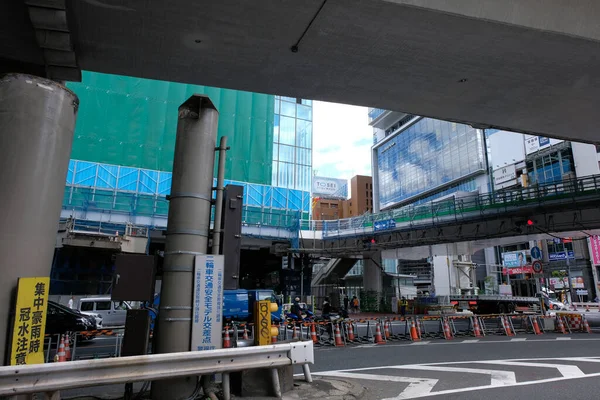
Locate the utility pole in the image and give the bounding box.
[563,240,574,304]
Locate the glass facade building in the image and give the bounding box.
[60,73,313,236]
[375,117,486,210]
[272,96,313,192]
[527,146,574,186]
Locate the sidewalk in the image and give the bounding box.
[62,377,365,400]
[234,377,365,400]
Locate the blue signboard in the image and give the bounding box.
[539,137,550,147]
[530,246,542,260]
[192,255,224,351]
[374,219,396,232]
[502,251,526,268]
[549,251,575,261]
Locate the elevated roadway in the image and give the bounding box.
[4,0,600,141]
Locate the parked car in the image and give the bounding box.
[46,301,98,338]
[78,297,130,327]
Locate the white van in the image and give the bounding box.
[78,297,131,327]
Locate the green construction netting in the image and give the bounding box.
[67,71,275,185]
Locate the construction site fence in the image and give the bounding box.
[272,313,596,347]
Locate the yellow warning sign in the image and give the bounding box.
[10,277,50,365]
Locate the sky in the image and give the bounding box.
[312,101,373,180]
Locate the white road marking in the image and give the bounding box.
[315,371,437,399]
[556,337,572,340]
[461,340,480,343]
[389,365,516,386]
[386,370,600,399]
[474,360,585,378]
[510,338,527,342]
[410,341,431,345]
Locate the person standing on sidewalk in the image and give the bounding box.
[351,296,359,314]
[400,297,408,317]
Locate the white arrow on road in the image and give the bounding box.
[313,371,438,399]
[472,360,584,378]
[390,365,517,386]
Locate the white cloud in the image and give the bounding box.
[312,101,373,180]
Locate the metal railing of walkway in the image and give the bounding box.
[299,175,600,240]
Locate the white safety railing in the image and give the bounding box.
[0,341,314,399]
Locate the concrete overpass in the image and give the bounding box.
[3,0,600,142]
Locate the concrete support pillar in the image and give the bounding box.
[0,74,78,365]
[152,95,218,400]
[363,253,383,293]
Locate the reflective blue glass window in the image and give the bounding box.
[296,119,312,148]
[376,117,485,209]
[279,145,295,163]
[280,101,296,117]
[296,104,312,121]
[279,116,296,146]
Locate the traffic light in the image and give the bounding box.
[515,219,536,233]
[362,238,376,249]
[254,300,279,346]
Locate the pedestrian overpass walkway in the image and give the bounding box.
[296,175,600,282]
[61,173,600,258]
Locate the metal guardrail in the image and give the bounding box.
[0,341,314,398]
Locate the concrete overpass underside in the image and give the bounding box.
[3,0,600,142]
[295,193,600,257]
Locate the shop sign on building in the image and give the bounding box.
[589,236,600,265]
[548,251,575,261]
[524,135,563,155]
[312,176,348,198]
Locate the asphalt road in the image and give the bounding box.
[310,334,600,399]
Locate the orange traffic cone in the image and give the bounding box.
[310,323,318,344]
[556,316,567,334]
[64,334,72,361]
[442,318,453,340]
[347,322,355,342]
[384,321,391,339]
[292,323,299,340]
[472,317,483,337]
[415,317,422,339]
[242,326,249,340]
[532,317,543,335]
[57,336,66,362]
[583,317,592,334]
[503,316,514,337]
[223,326,231,348]
[271,333,278,343]
[374,323,386,344]
[334,324,345,347]
[410,319,421,341]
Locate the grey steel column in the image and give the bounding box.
[152,95,218,400]
[0,74,78,365]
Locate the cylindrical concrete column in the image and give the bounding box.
[0,74,78,365]
[152,95,218,400]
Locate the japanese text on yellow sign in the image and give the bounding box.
[10,277,49,365]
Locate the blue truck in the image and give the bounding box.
[148,289,282,329]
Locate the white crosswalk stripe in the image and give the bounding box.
[311,356,600,399]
